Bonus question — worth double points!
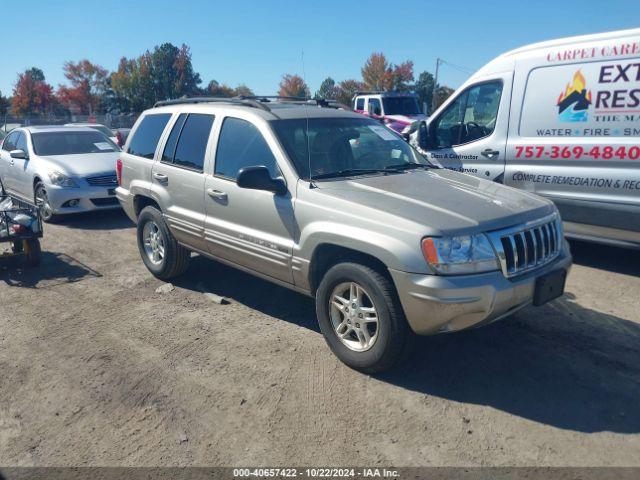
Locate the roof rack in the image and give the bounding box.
[153,96,272,112]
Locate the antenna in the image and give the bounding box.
[301,49,314,187]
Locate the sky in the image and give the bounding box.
[0,0,638,97]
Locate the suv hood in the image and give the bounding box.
[314,168,555,235]
[38,152,119,178]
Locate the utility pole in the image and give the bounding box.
[432,57,441,114]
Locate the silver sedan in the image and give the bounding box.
[0,126,121,221]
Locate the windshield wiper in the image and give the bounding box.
[384,162,435,171]
[313,168,403,180]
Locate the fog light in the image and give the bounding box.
[62,199,80,208]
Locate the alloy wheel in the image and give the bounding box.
[142,220,165,265]
[329,282,379,352]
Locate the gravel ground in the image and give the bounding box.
[0,210,638,467]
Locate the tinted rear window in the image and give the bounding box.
[127,114,171,159]
[172,114,214,171]
[32,131,119,156]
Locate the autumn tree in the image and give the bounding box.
[278,74,309,98]
[11,68,55,117]
[57,60,108,114]
[361,53,414,91]
[234,84,254,97]
[315,77,338,100]
[334,79,365,106]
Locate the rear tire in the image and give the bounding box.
[315,262,413,373]
[137,206,190,280]
[23,239,42,267]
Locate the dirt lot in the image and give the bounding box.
[0,210,639,467]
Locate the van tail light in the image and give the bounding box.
[116,158,123,186]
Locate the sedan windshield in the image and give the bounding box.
[32,131,119,156]
[271,117,429,180]
[382,97,422,115]
[87,125,115,137]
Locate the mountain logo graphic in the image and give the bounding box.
[556,70,592,122]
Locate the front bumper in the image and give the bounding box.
[46,184,121,214]
[389,242,572,335]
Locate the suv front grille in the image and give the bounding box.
[86,175,117,187]
[488,215,562,278]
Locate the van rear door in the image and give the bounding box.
[423,72,512,181]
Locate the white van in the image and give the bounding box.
[411,28,640,249]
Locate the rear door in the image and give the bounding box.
[151,112,215,253]
[424,73,512,181]
[203,115,295,283]
[505,42,640,243]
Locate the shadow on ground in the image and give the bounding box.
[0,251,101,288]
[52,209,134,231]
[177,249,639,434]
[569,239,639,276]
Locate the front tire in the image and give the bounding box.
[316,262,413,373]
[34,182,58,223]
[136,206,190,280]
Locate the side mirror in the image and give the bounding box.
[237,166,287,196]
[418,122,430,149]
[10,149,27,159]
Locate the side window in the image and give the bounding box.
[2,132,19,151]
[355,98,365,110]
[15,133,28,155]
[432,92,468,148]
[172,114,214,171]
[215,117,278,180]
[127,113,171,159]
[368,98,382,116]
[161,113,187,163]
[432,81,502,148]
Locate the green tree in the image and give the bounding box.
[0,91,9,116]
[234,84,254,97]
[414,71,435,113]
[315,77,338,99]
[433,86,455,110]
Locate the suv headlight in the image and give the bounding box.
[422,234,499,275]
[49,171,78,188]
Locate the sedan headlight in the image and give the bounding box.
[422,234,499,274]
[49,171,78,188]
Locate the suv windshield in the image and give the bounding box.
[32,131,119,156]
[271,117,428,180]
[382,97,422,115]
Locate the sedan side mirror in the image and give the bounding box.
[237,166,287,196]
[10,149,27,159]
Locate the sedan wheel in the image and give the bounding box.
[34,183,54,221]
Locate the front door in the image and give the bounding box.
[150,112,215,253]
[0,131,19,192]
[12,132,31,197]
[204,116,295,283]
[423,74,511,181]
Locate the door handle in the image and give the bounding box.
[152,172,168,184]
[207,188,228,201]
[481,149,500,159]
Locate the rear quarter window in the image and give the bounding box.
[127,113,171,159]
